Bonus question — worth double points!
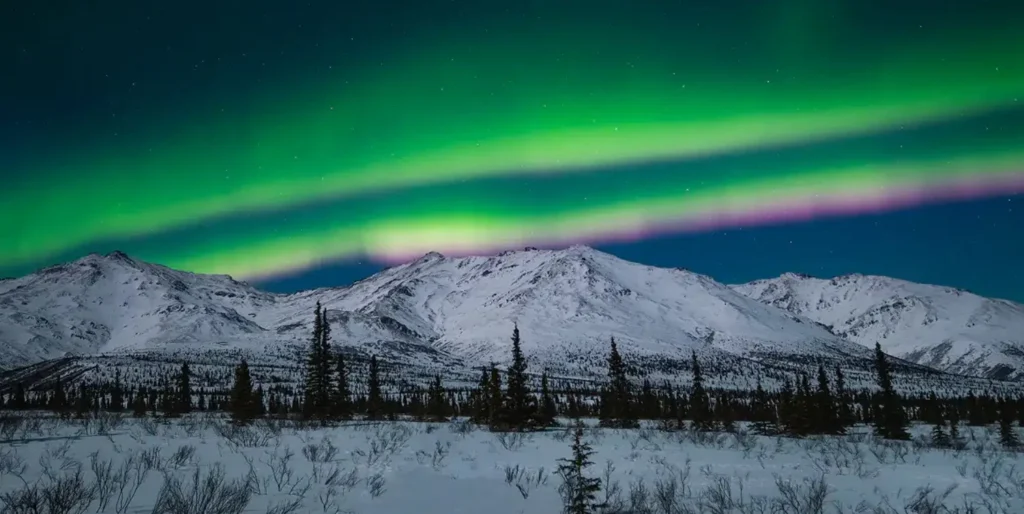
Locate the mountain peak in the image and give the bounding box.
[106,250,132,260]
[733,272,1024,380]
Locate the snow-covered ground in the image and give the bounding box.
[2,414,1022,513]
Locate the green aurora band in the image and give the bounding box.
[3,9,1023,278]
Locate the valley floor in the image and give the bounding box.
[1,414,1022,514]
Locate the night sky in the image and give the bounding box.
[2,1,1022,301]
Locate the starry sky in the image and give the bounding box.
[2,0,1023,300]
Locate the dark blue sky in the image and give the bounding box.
[258,194,1024,302]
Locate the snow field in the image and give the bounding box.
[1,414,1023,514]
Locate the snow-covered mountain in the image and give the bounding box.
[733,273,1024,381]
[0,246,877,379]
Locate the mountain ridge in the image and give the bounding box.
[0,246,1020,384]
[733,272,1024,381]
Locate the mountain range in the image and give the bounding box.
[1,246,1022,384]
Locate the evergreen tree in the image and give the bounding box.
[317,307,333,418]
[688,352,713,431]
[557,422,603,514]
[833,366,853,431]
[787,374,813,437]
[716,396,737,432]
[600,337,638,428]
[640,379,660,420]
[750,379,776,435]
[132,388,147,417]
[948,401,962,447]
[110,370,124,412]
[75,386,91,418]
[815,365,838,434]
[12,383,26,410]
[999,399,1020,449]
[50,375,67,413]
[928,393,950,448]
[254,386,266,416]
[303,302,325,419]
[230,359,256,424]
[488,364,504,426]
[471,366,491,424]
[501,324,533,431]
[873,343,910,440]
[333,352,352,420]
[176,362,192,415]
[536,372,558,427]
[366,355,384,420]
[426,375,448,422]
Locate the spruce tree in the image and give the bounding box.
[751,379,776,436]
[999,399,1020,449]
[815,365,837,434]
[366,355,383,420]
[50,375,67,413]
[777,378,794,433]
[426,375,448,422]
[317,307,333,418]
[110,369,124,412]
[928,393,950,448]
[333,352,352,420]
[688,352,713,431]
[230,359,256,424]
[488,364,504,427]
[557,422,602,514]
[873,343,910,440]
[132,388,147,417]
[177,362,192,415]
[716,396,737,432]
[303,302,324,419]
[787,374,812,437]
[640,379,660,420]
[12,383,26,410]
[536,372,558,427]
[833,365,852,432]
[600,337,638,428]
[948,403,962,447]
[471,367,491,424]
[502,324,533,431]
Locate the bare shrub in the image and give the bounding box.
[772,473,830,514]
[138,417,162,437]
[264,497,303,514]
[302,438,340,464]
[213,422,273,448]
[365,472,387,498]
[0,447,28,486]
[415,440,451,470]
[113,451,154,514]
[0,414,24,441]
[151,464,251,514]
[169,445,198,468]
[503,464,549,500]
[0,468,97,514]
[495,431,531,451]
[95,412,126,436]
[449,419,476,436]
[353,425,411,468]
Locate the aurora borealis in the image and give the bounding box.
[2,0,1023,297]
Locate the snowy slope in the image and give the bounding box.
[733,273,1024,380]
[316,246,870,366]
[0,247,875,375]
[0,251,275,364]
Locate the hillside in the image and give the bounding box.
[734,273,1024,381]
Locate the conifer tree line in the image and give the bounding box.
[1,312,1022,448]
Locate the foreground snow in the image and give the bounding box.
[1,414,1023,514]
